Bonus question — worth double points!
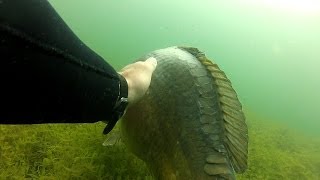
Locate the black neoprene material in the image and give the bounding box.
[0,0,125,124]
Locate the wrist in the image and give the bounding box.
[103,74,129,134]
[118,72,135,105]
[114,74,129,115]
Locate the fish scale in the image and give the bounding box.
[121,46,248,180]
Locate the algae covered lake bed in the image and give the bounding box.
[1,110,319,179]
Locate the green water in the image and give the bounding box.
[1,0,319,179]
[49,0,320,135]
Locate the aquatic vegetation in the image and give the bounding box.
[0,111,319,179]
[0,123,151,179]
[237,111,320,180]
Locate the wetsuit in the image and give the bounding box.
[0,0,127,134]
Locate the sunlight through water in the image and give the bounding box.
[247,0,320,15]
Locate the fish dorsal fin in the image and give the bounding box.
[180,47,248,173]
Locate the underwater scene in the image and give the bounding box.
[1,0,320,179]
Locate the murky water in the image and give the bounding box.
[1,0,319,179]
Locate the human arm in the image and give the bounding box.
[0,0,156,133]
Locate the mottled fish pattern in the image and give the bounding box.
[121,47,248,180]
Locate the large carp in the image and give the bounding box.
[120,46,248,180]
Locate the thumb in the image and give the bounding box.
[144,57,157,72]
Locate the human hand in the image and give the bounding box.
[118,57,157,105]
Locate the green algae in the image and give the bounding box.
[0,113,319,179]
[237,111,320,180]
[0,123,151,179]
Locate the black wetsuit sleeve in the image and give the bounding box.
[0,0,127,125]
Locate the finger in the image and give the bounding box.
[144,57,157,71]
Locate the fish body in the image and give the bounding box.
[121,47,248,180]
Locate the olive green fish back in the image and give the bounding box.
[180,47,248,173]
